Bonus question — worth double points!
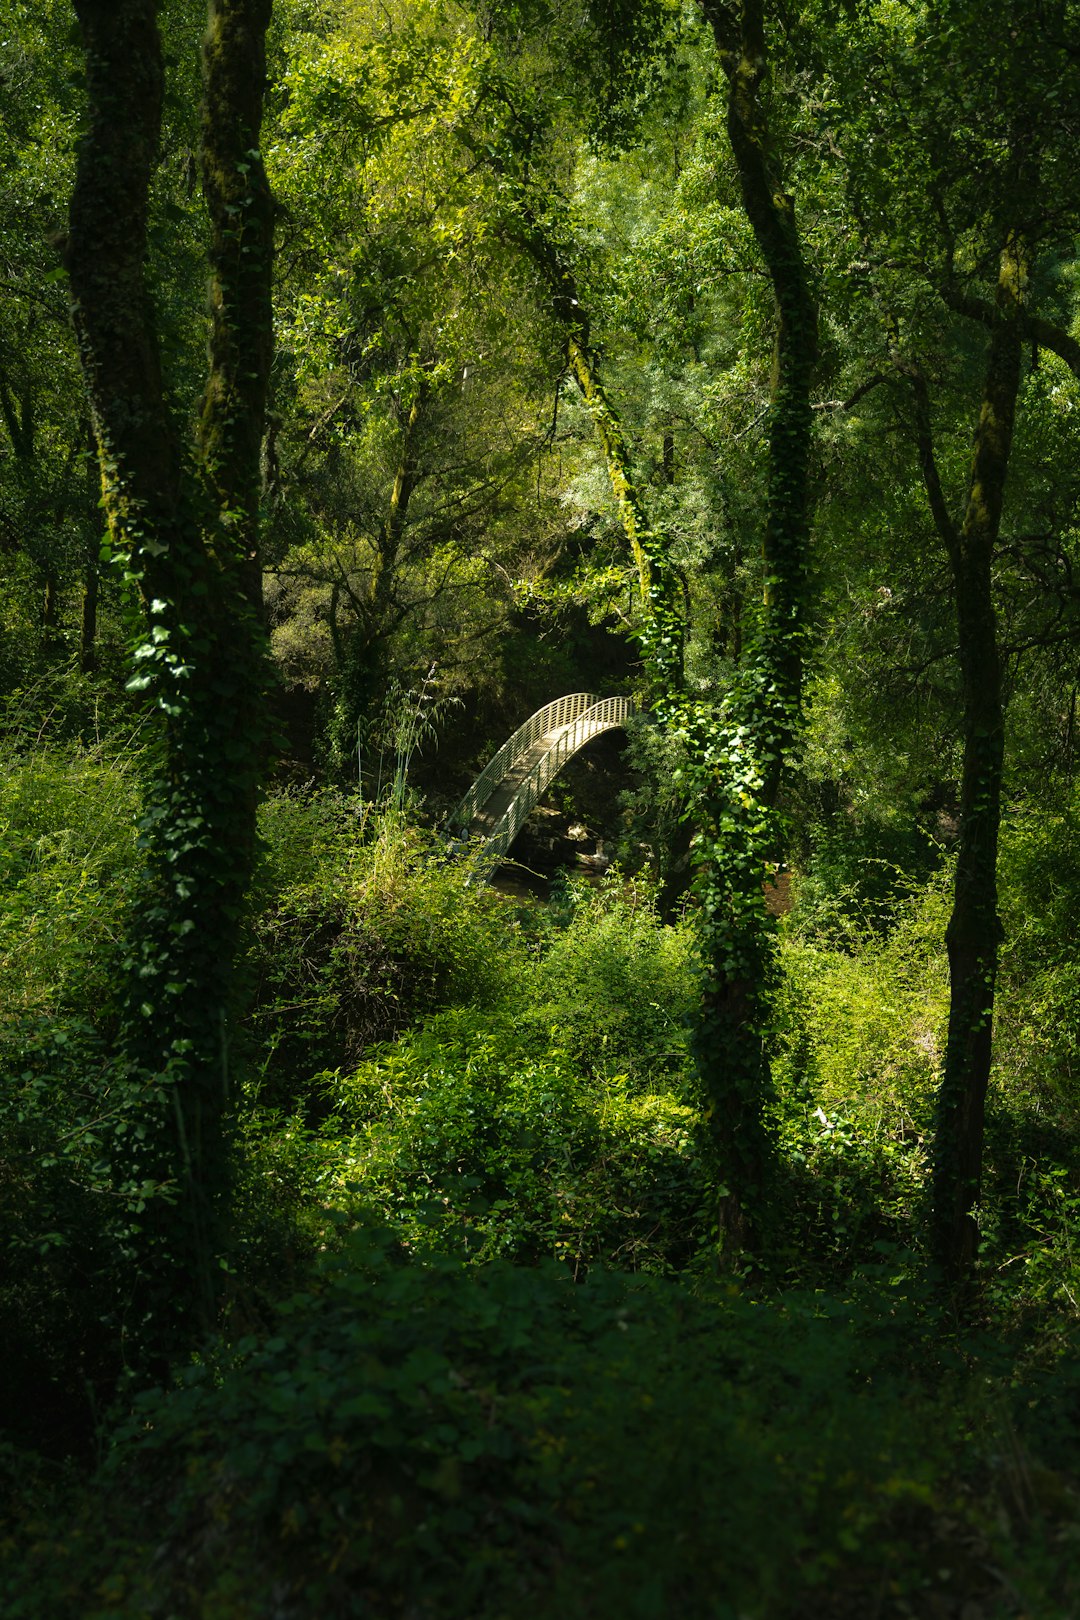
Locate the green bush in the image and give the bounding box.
[996,798,1080,1110]
[771,875,951,1276]
[244,797,525,1104]
[238,860,701,1279]
[774,846,1080,1308]
[0,1017,128,1454]
[0,744,147,1445]
[778,872,949,1129]
[3,1229,986,1620]
[316,1006,704,1273]
[0,741,140,1019]
[943,801,1080,1309]
[792,829,944,942]
[225,1109,348,1314]
[523,870,696,1086]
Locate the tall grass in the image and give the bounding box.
[0,737,142,1019]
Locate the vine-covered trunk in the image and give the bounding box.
[496,3,814,1252]
[79,423,100,673]
[933,235,1025,1281]
[66,0,274,1352]
[698,0,817,1243]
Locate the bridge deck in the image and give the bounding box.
[467,716,613,837]
[450,693,636,881]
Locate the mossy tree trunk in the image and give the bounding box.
[79,421,100,674]
[693,0,817,1246]
[907,235,1026,1281]
[506,4,815,1252]
[65,0,274,1354]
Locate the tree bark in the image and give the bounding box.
[79,422,99,675]
[66,1,183,561]
[484,4,815,1255]
[696,0,818,1245]
[199,0,275,596]
[932,234,1026,1281]
[66,0,274,1353]
[79,549,98,675]
[706,0,817,762]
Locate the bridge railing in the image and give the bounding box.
[471,695,636,878]
[450,692,599,829]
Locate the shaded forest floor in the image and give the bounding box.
[3,745,1080,1617]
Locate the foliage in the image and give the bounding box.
[974,798,1080,1313]
[0,1012,126,1455]
[246,792,520,1101]
[321,1007,703,1273]
[779,874,950,1133]
[0,738,140,1017]
[522,869,696,1083]
[243,857,701,1275]
[7,1224,1058,1620]
[0,740,176,1438]
[6,2,1080,1616]
[771,874,951,1278]
[262,0,570,771]
[996,794,1080,1108]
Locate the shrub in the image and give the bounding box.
[0,743,147,1446]
[770,874,951,1276]
[3,1229,979,1620]
[523,870,696,1086]
[995,798,1080,1111]
[0,741,140,1020]
[318,1006,705,1274]
[244,797,525,1105]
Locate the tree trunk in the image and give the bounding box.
[79,551,98,675]
[491,4,815,1254]
[697,0,818,1245]
[66,0,274,1354]
[933,234,1026,1281]
[79,425,99,674]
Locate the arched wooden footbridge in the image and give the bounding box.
[450,693,636,880]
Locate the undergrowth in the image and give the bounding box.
[318,1008,704,1272]
[5,755,1080,1617]
[6,1222,1079,1620]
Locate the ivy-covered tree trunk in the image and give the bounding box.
[500,2,815,1252]
[486,0,814,1253]
[696,0,818,1245]
[65,0,274,1353]
[80,424,100,674]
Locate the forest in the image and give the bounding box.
[2,0,1080,1613]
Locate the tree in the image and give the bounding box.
[0,7,97,680]
[690,0,818,1243]
[815,0,1080,1279]
[459,0,817,1246]
[258,3,576,772]
[65,0,275,1349]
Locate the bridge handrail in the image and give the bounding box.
[470,695,636,878]
[451,692,600,828]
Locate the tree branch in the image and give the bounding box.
[813,373,891,412]
[894,356,959,555]
[198,0,275,599]
[940,282,1080,379]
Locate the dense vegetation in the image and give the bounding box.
[3,0,1080,1614]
